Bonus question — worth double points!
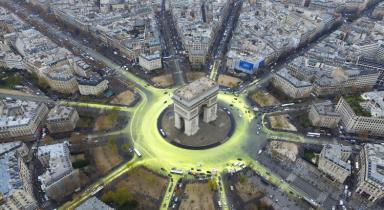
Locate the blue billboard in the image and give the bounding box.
[235,59,265,74]
[239,60,254,71]
[259,60,265,68]
[235,60,255,74]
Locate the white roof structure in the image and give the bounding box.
[0,100,46,130]
[322,144,352,171]
[37,142,73,190]
[363,144,384,190]
[75,196,115,210]
[361,91,384,118]
[0,141,25,197]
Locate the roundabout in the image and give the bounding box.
[128,87,264,173]
[61,68,313,210]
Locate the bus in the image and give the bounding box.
[307,132,321,138]
[170,169,183,175]
[91,186,104,196]
[134,149,142,158]
[281,103,295,107]
[302,197,319,208]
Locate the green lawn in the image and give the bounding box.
[298,115,311,128]
[0,74,22,88]
[345,96,371,117]
[303,150,316,164]
[102,187,138,210]
[72,159,90,169]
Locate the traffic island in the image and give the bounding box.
[158,105,235,150]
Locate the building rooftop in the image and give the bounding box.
[0,142,24,197]
[77,73,106,86]
[282,17,384,91]
[312,100,339,116]
[49,0,161,59]
[363,144,384,189]
[276,68,312,88]
[0,100,47,130]
[322,144,352,171]
[75,196,115,210]
[46,70,75,81]
[169,0,227,56]
[46,105,76,122]
[174,77,218,102]
[140,52,161,61]
[227,0,338,65]
[0,141,22,155]
[361,91,384,118]
[37,142,73,190]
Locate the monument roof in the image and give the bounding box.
[174,77,217,102]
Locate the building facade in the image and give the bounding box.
[46,106,79,134]
[355,144,384,202]
[313,70,380,96]
[0,100,49,141]
[308,101,340,128]
[139,53,162,71]
[336,97,384,137]
[45,72,79,94]
[37,142,80,201]
[77,76,109,96]
[0,142,38,210]
[272,68,313,99]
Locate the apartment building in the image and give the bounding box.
[139,52,162,71]
[170,0,229,67]
[0,100,49,141]
[0,141,38,210]
[45,71,79,94]
[46,105,79,133]
[313,69,379,96]
[356,42,384,86]
[37,142,80,201]
[336,97,384,137]
[272,68,313,98]
[355,144,384,202]
[226,0,339,74]
[309,101,340,128]
[77,75,109,96]
[318,144,352,183]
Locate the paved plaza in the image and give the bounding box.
[160,105,234,149]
